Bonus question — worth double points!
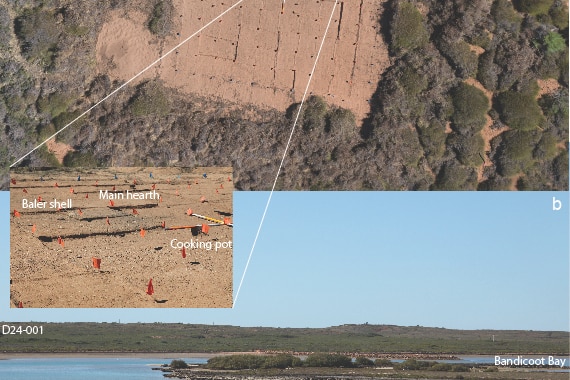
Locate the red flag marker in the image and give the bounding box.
[70,188,74,194]
[95,181,98,186]
[151,184,156,190]
[11,178,16,185]
[78,208,83,216]
[22,188,28,193]
[13,209,21,217]
[106,217,110,225]
[186,208,193,216]
[146,279,154,295]
[85,193,89,198]
[140,228,146,238]
[223,217,231,225]
[109,200,115,207]
[17,301,23,308]
[37,196,43,202]
[220,183,224,189]
[161,221,165,228]
[132,208,139,215]
[181,246,186,258]
[200,196,207,203]
[92,257,101,269]
[133,179,137,185]
[31,224,36,233]
[228,176,232,182]
[216,189,219,194]
[201,224,209,234]
[112,185,115,191]
[159,196,163,203]
[54,182,59,187]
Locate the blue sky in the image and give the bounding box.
[2,190,569,331]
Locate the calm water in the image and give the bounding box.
[0,357,207,380]
[0,355,567,379]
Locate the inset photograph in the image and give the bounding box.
[10,167,233,308]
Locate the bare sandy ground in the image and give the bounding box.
[96,0,389,123]
[10,167,233,308]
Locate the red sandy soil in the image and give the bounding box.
[537,78,560,98]
[95,0,390,124]
[10,167,233,308]
[46,139,74,164]
[464,78,509,183]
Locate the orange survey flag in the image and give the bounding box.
[132,208,139,215]
[95,181,98,186]
[92,257,101,269]
[200,196,206,203]
[161,221,165,228]
[176,190,179,196]
[181,246,186,258]
[223,217,231,225]
[228,176,232,182]
[54,182,58,187]
[112,185,115,191]
[85,193,89,198]
[106,217,110,225]
[146,279,154,295]
[186,208,193,216]
[159,196,163,203]
[151,184,156,190]
[37,196,43,202]
[70,188,74,194]
[140,228,146,238]
[216,189,219,194]
[11,178,16,185]
[220,183,224,189]
[31,224,36,233]
[201,224,209,234]
[13,209,21,217]
[22,188,28,193]
[17,301,23,308]
[57,236,64,247]
[109,200,115,207]
[78,208,83,216]
[133,179,137,185]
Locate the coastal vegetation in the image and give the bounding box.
[0,323,567,355]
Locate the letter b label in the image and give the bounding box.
[552,197,562,211]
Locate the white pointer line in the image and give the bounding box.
[233,0,339,307]
[10,0,246,168]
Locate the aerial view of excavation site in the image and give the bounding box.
[1,0,567,190]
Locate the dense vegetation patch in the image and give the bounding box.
[390,2,429,54]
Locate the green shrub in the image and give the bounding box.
[390,2,429,54]
[14,7,60,68]
[450,82,489,134]
[148,0,173,36]
[433,161,477,190]
[447,132,485,167]
[326,107,355,135]
[355,357,374,367]
[544,32,566,53]
[302,95,328,131]
[399,67,428,96]
[439,39,479,78]
[206,354,266,370]
[477,49,498,91]
[495,90,545,131]
[261,354,299,369]
[491,0,522,33]
[130,80,170,117]
[549,3,569,29]
[533,132,558,160]
[374,358,393,367]
[37,93,73,119]
[429,363,452,371]
[63,151,99,168]
[169,359,188,369]
[394,359,431,370]
[496,130,540,176]
[514,0,554,15]
[417,120,446,165]
[304,353,353,368]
